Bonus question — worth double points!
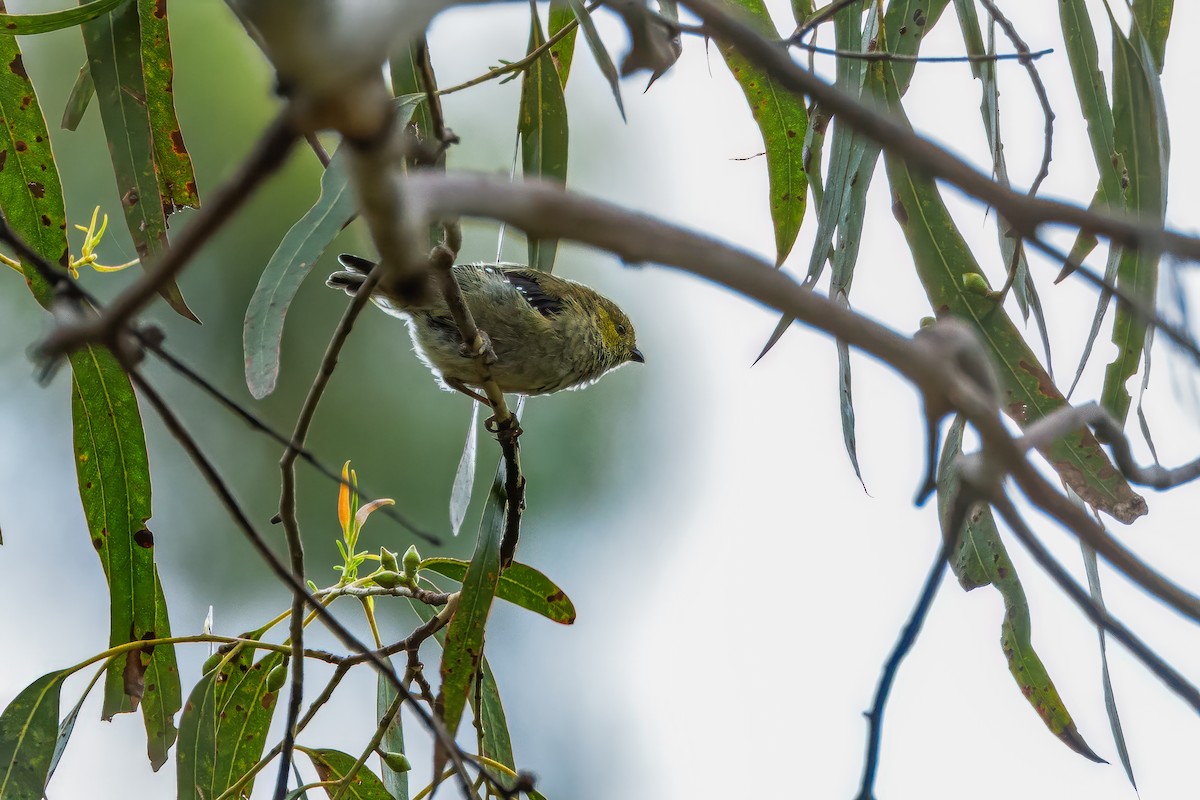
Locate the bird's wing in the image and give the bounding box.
[496,268,565,317]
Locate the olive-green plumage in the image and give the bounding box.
[327,254,643,399]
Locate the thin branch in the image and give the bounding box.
[791,40,1054,64]
[330,693,405,800]
[978,0,1053,197]
[437,1,604,98]
[789,0,865,43]
[274,256,386,798]
[856,542,950,800]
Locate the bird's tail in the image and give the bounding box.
[325,253,376,296]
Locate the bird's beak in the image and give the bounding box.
[630,348,645,364]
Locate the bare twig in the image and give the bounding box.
[856,542,950,800]
[791,40,1054,64]
[789,0,866,43]
[978,0,1053,197]
[437,1,604,98]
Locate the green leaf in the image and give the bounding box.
[566,0,624,120]
[790,0,814,27]
[137,0,199,211]
[449,405,479,537]
[1081,542,1137,787]
[176,642,283,800]
[80,0,197,320]
[142,568,181,770]
[716,0,807,266]
[303,748,392,799]
[937,419,1103,763]
[518,2,569,272]
[547,0,578,86]
[70,345,162,718]
[376,658,408,800]
[883,121,1147,523]
[242,95,424,399]
[0,671,68,800]
[60,62,94,131]
[0,0,126,35]
[407,603,526,795]
[44,668,98,788]
[1132,0,1172,74]
[0,32,70,287]
[420,558,576,624]
[438,469,505,738]
[243,146,354,398]
[1101,6,1166,425]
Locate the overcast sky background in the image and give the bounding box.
[2,2,1199,799]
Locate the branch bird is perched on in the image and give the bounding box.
[327,254,644,404]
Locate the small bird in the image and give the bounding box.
[327,254,644,404]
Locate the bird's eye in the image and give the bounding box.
[616,324,627,335]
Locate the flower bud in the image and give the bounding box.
[402,545,421,581]
[267,662,289,692]
[374,570,403,589]
[380,547,399,572]
[380,751,412,772]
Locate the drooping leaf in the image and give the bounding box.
[71,345,161,719]
[518,1,569,272]
[176,642,283,800]
[243,146,354,398]
[0,21,179,746]
[79,0,197,320]
[937,419,1103,763]
[884,122,1146,523]
[566,0,624,119]
[408,603,532,796]
[137,0,199,211]
[1100,7,1167,426]
[303,748,392,800]
[437,468,505,738]
[0,31,70,280]
[0,0,126,35]
[242,94,424,399]
[449,403,479,537]
[547,0,578,86]
[420,557,576,624]
[716,0,807,267]
[1081,542,1137,787]
[142,567,181,770]
[44,667,101,788]
[376,657,408,800]
[0,671,68,800]
[60,62,94,131]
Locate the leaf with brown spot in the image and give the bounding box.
[80,0,197,320]
[137,0,198,211]
[716,0,807,267]
[301,748,391,799]
[883,120,1146,523]
[938,418,1104,763]
[421,557,576,624]
[176,641,282,800]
